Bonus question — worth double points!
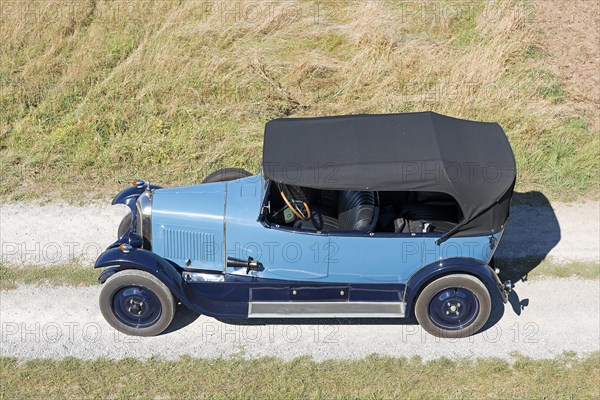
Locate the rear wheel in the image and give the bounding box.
[202,168,252,183]
[415,274,491,338]
[99,270,176,336]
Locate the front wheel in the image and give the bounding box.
[99,269,176,336]
[415,274,491,338]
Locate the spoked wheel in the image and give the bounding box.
[99,270,176,336]
[415,274,491,338]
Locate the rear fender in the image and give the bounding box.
[95,247,185,301]
[404,258,507,316]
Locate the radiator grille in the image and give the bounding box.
[163,228,216,262]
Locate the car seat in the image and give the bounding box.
[295,190,376,232]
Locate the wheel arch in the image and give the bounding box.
[95,247,185,303]
[404,258,506,317]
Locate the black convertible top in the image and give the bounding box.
[262,111,516,237]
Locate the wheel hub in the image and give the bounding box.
[112,286,162,329]
[127,299,144,315]
[445,301,462,315]
[428,287,479,331]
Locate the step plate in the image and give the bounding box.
[248,301,406,318]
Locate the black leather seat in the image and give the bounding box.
[337,190,376,231]
[295,190,375,232]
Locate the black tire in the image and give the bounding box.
[117,213,132,239]
[415,274,491,338]
[202,168,252,183]
[99,270,176,337]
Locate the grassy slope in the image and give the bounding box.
[0,1,598,202]
[1,354,598,399]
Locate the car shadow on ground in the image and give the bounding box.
[494,191,560,319]
[167,190,560,333]
[162,305,201,335]
[495,190,561,284]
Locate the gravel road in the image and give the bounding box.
[1,278,598,361]
[1,200,599,265]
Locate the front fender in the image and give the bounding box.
[404,258,507,315]
[95,247,184,301]
[112,184,161,214]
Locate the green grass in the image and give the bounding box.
[0,0,598,202]
[0,264,99,291]
[1,353,598,399]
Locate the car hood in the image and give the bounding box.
[150,182,227,270]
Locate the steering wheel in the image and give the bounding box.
[278,183,311,221]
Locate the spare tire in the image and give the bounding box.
[202,168,252,183]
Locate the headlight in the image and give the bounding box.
[135,190,153,249]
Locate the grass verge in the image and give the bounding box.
[1,353,598,399]
[0,264,98,291]
[497,258,600,282]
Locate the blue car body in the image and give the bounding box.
[97,173,507,319]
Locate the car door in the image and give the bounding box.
[328,233,427,283]
[224,176,330,280]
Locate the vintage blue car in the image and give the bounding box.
[95,111,516,338]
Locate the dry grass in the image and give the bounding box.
[0,263,99,290]
[0,0,598,201]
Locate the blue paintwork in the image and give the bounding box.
[97,173,508,319]
[225,176,331,280]
[151,182,227,271]
[328,234,498,283]
[221,175,500,284]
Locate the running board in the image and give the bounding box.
[248,301,406,318]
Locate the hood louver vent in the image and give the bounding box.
[162,228,216,263]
